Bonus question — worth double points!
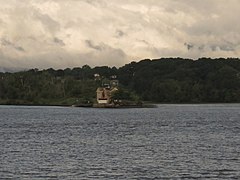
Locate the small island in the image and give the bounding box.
[77,74,146,108]
[94,80,143,108]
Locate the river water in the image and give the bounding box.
[0,104,239,179]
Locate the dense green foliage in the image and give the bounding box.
[111,88,139,102]
[119,58,240,103]
[1,58,240,105]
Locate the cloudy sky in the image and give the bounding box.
[0,0,240,69]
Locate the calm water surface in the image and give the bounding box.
[0,104,240,179]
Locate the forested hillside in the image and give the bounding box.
[1,58,240,105]
[119,58,240,103]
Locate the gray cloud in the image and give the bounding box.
[115,30,126,38]
[184,42,237,53]
[1,38,25,52]
[0,0,240,69]
[33,12,61,34]
[184,43,194,51]
[85,40,103,51]
[53,37,65,46]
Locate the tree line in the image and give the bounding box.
[1,57,240,105]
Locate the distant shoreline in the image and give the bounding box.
[1,102,240,108]
[2,58,240,105]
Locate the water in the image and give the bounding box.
[0,104,240,179]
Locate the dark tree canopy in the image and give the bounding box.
[1,57,240,105]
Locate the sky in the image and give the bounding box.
[0,0,240,69]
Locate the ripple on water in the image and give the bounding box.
[0,105,240,179]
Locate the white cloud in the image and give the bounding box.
[0,0,240,69]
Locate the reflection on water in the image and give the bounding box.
[0,104,240,179]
